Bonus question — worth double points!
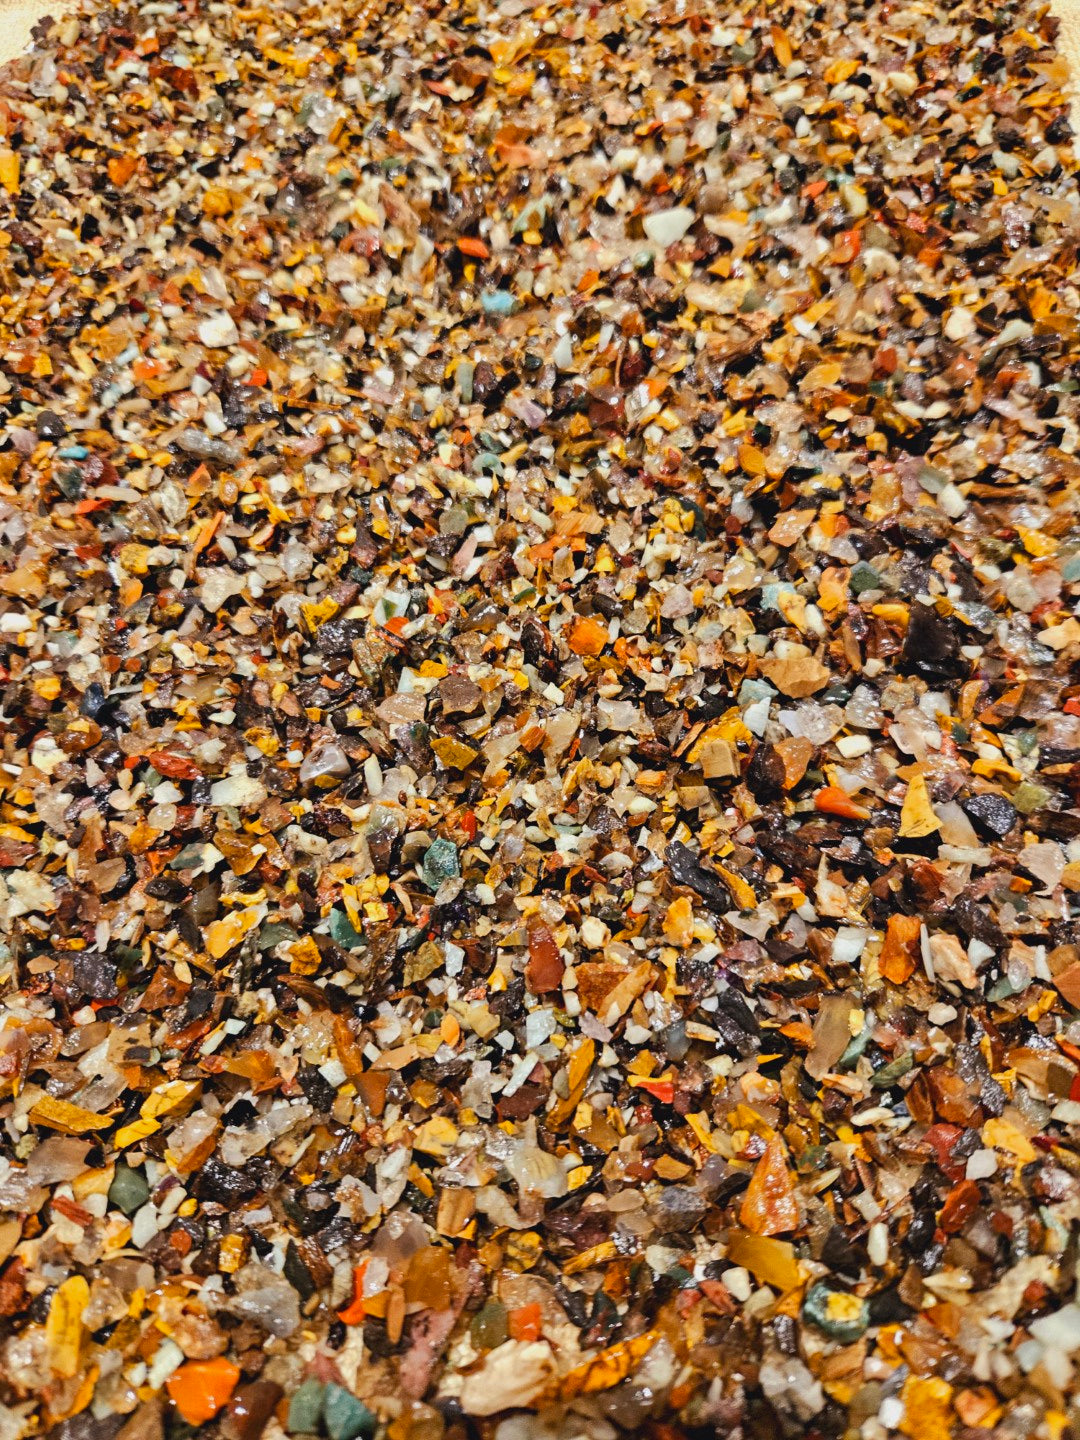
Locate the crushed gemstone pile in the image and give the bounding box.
[2,0,1080,1436]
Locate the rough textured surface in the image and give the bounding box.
[3,0,1080,1438]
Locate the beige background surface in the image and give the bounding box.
[1055,0,1080,135]
[0,0,63,66]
